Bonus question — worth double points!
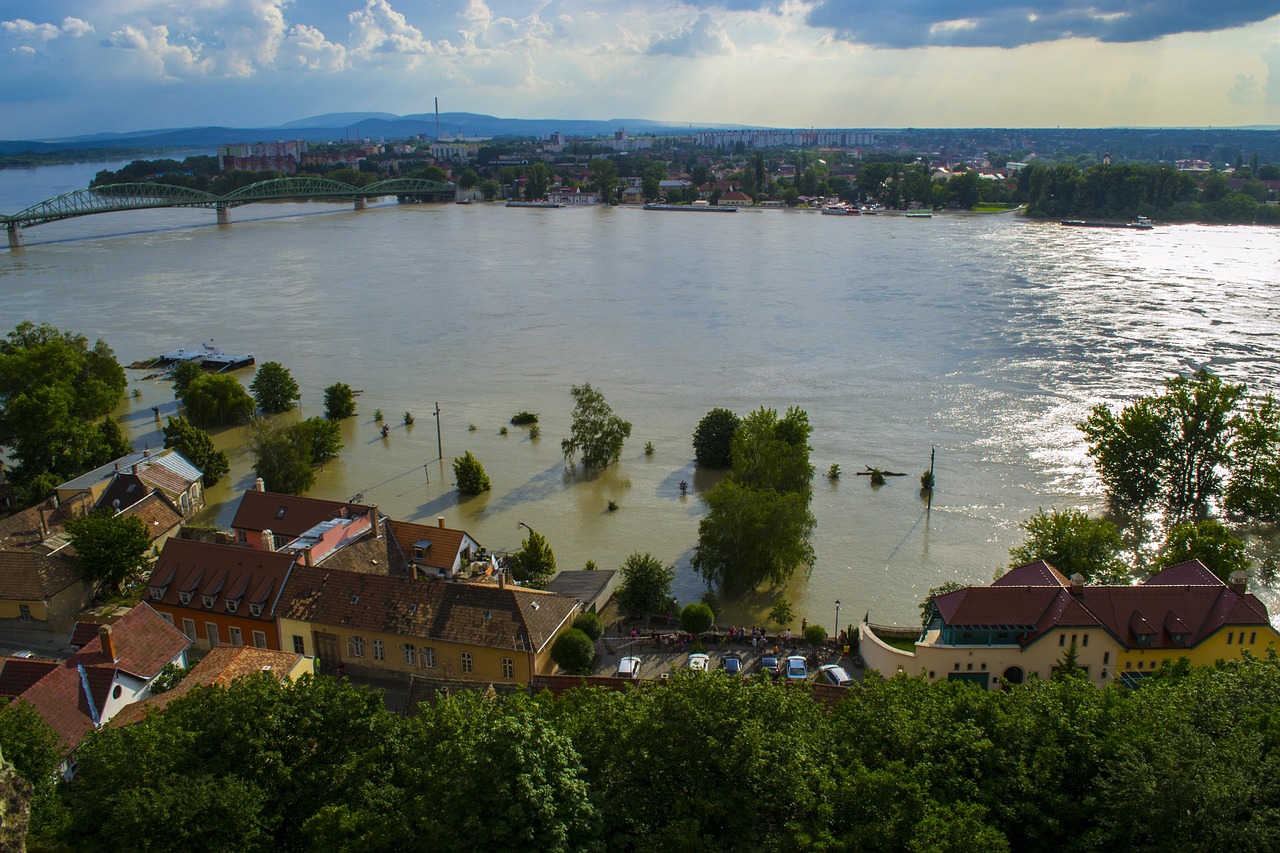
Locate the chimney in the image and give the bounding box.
[261,528,275,552]
[498,571,505,590]
[131,463,139,475]
[437,516,445,529]
[99,625,116,662]
[1070,573,1085,596]
[254,477,266,492]
[411,564,418,581]
[369,505,381,539]
[37,506,48,541]
[1229,571,1249,596]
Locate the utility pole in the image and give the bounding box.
[434,402,443,460]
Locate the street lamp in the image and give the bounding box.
[835,599,841,640]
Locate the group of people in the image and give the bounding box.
[727,625,787,647]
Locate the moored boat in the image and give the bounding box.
[505,200,562,208]
[1060,216,1153,230]
[157,341,254,372]
[643,203,737,212]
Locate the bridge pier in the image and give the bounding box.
[6,225,22,250]
[353,197,367,211]
[216,206,230,225]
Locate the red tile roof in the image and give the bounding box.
[231,490,375,542]
[146,538,297,622]
[384,519,479,575]
[0,660,58,697]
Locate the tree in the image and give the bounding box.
[768,599,795,628]
[1007,508,1131,585]
[589,158,621,203]
[65,509,151,593]
[249,362,300,414]
[1079,396,1168,526]
[615,552,675,618]
[479,179,501,201]
[1052,639,1085,681]
[692,408,740,469]
[641,162,666,201]
[731,406,814,497]
[452,451,491,495]
[1160,370,1242,524]
[524,163,553,200]
[680,603,714,636]
[561,383,631,470]
[572,611,603,642]
[551,629,596,674]
[170,360,203,400]
[948,171,982,209]
[0,322,127,493]
[457,169,480,190]
[323,383,356,420]
[511,529,556,588]
[182,373,254,428]
[0,698,67,845]
[1225,393,1280,521]
[163,416,229,486]
[1150,519,1251,583]
[919,581,966,627]
[803,624,828,646]
[248,418,316,495]
[293,417,343,465]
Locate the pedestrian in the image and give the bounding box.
[801,618,807,635]
[784,628,791,643]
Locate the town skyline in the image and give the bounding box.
[1,1,1278,140]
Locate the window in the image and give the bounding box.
[159,613,174,625]
[502,657,514,679]
[1059,635,1065,647]
[1240,631,1248,644]
[179,591,192,605]
[112,685,122,700]
[400,644,415,665]
[1103,651,1110,664]
[373,639,384,660]
[183,619,197,639]
[202,595,214,609]
[966,663,973,671]
[1082,634,1089,647]
[423,647,436,668]
[206,623,219,646]
[238,530,247,543]
[1227,632,1234,645]
[226,599,238,614]
[461,652,473,674]
[229,627,243,646]
[252,631,266,648]
[18,605,31,622]
[348,636,365,657]
[293,635,305,654]
[249,603,263,617]
[149,587,164,601]
[1251,632,1257,644]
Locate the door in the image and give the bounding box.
[314,632,339,672]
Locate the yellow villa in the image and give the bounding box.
[861,559,1279,689]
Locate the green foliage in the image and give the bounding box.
[163,416,230,486]
[680,603,715,636]
[511,529,557,589]
[295,417,343,465]
[374,408,383,422]
[323,383,357,420]
[457,169,480,190]
[0,697,67,841]
[804,624,828,646]
[869,468,886,486]
[529,425,541,440]
[919,581,966,627]
[561,383,632,470]
[1052,639,1085,681]
[524,162,553,200]
[65,509,151,593]
[0,322,127,494]
[404,412,414,426]
[149,662,190,695]
[1225,393,1280,521]
[768,599,795,627]
[615,552,675,618]
[551,629,596,674]
[452,451,491,495]
[692,407,740,468]
[499,426,509,436]
[510,411,539,425]
[644,441,654,456]
[828,463,840,480]
[182,373,254,427]
[699,590,721,618]
[921,469,936,490]
[572,612,603,642]
[589,158,622,203]
[1150,519,1251,583]
[247,418,332,495]
[248,361,300,414]
[582,560,598,571]
[1008,508,1131,584]
[606,500,618,512]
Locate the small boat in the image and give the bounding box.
[821,203,858,216]
[158,341,254,372]
[859,205,880,215]
[905,209,933,218]
[505,200,561,208]
[643,203,737,212]
[1060,215,1153,230]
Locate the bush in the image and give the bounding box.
[404,412,414,426]
[452,451,491,495]
[680,603,715,636]
[551,628,595,674]
[828,464,841,480]
[511,412,539,425]
[644,442,655,456]
[323,383,357,420]
[804,625,828,646]
[572,612,603,641]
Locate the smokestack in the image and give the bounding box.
[435,96,439,141]
[254,477,266,492]
[437,516,445,529]
[261,529,275,552]
[99,625,116,662]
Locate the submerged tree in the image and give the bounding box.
[249,362,301,415]
[163,416,229,486]
[561,383,632,470]
[1007,508,1131,585]
[323,383,357,420]
[692,408,740,469]
[615,552,675,619]
[182,374,254,428]
[452,451,491,495]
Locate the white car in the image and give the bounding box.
[615,656,642,678]
[817,664,853,687]
[785,655,808,682]
[687,652,710,671]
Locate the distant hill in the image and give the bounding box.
[0,112,756,156]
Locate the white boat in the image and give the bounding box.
[821,204,858,216]
[505,200,561,208]
[905,209,933,218]
[159,341,254,372]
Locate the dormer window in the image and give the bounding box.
[276,506,287,519]
[179,591,192,605]
[1136,633,1152,646]
[249,603,263,617]
[226,599,238,614]
[350,595,359,605]
[148,586,165,601]
[202,595,215,609]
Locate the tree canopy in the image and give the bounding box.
[551,629,596,674]
[692,407,740,469]
[511,529,556,589]
[0,322,128,499]
[323,382,357,420]
[182,373,255,428]
[614,552,675,619]
[452,451,491,496]
[249,362,300,415]
[162,416,229,486]
[561,383,632,470]
[1150,519,1251,583]
[65,509,151,593]
[1007,508,1131,585]
[247,417,342,495]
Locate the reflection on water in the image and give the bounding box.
[4,176,1280,626]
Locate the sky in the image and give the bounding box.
[1,0,1278,139]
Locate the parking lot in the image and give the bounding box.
[595,632,863,684]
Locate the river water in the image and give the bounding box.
[4,161,1280,627]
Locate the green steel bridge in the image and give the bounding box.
[1,177,454,248]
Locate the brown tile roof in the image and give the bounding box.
[280,567,578,654]
[109,647,308,728]
[231,490,376,542]
[96,474,152,513]
[384,519,479,575]
[0,660,58,697]
[118,491,183,543]
[992,560,1070,588]
[0,498,70,553]
[313,530,408,577]
[146,539,297,622]
[72,603,191,680]
[0,550,85,601]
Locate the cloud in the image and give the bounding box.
[347,0,433,63]
[2,16,94,42]
[797,0,1280,49]
[279,24,347,71]
[647,13,735,56]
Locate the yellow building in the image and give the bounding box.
[861,559,1279,689]
[278,565,579,684]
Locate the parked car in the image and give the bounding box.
[758,655,781,678]
[817,664,853,687]
[615,656,642,678]
[687,652,710,671]
[10,651,34,659]
[785,655,808,682]
[720,654,744,675]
